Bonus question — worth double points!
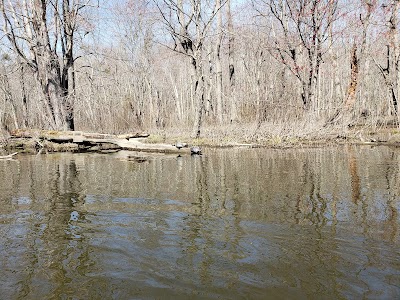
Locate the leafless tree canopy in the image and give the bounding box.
[0,0,399,137]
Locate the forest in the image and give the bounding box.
[0,0,399,143]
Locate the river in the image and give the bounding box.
[0,146,399,299]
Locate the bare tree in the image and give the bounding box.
[215,0,223,124]
[254,0,338,110]
[374,0,399,116]
[0,0,96,130]
[154,0,226,137]
[226,0,236,122]
[326,0,374,126]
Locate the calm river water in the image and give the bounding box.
[0,146,399,299]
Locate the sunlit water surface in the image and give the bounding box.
[0,146,399,299]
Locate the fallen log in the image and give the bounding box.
[7,130,191,154]
[9,129,150,140]
[77,137,190,154]
[0,152,18,159]
[116,139,191,154]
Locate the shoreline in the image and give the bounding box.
[1,127,399,155]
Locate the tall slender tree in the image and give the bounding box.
[374,0,399,115]
[154,0,227,137]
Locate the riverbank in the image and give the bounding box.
[146,123,400,149]
[1,124,400,154]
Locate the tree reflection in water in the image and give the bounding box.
[0,147,399,299]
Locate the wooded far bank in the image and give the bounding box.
[0,0,399,144]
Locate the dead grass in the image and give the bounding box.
[148,116,400,148]
[145,134,167,144]
[150,117,333,147]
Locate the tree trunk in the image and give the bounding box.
[192,57,205,138]
[325,1,372,127]
[227,0,236,122]
[215,0,223,124]
[387,0,399,114]
[325,44,359,126]
[19,62,29,128]
[344,44,359,111]
[206,44,213,117]
[0,69,19,130]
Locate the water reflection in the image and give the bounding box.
[0,146,399,299]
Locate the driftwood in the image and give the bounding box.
[113,139,189,154]
[10,129,149,141]
[0,152,18,159]
[8,130,191,154]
